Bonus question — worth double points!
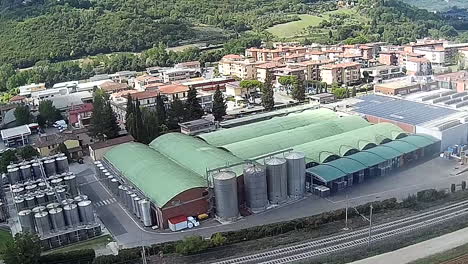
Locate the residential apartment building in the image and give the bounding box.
[19,83,46,96]
[218,55,262,80]
[255,62,285,83]
[379,52,399,66]
[175,61,201,72]
[245,46,306,62]
[405,57,433,76]
[435,71,468,93]
[68,103,93,128]
[319,62,361,85]
[274,66,306,85]
[130,91,159,107]
[162,68,200,83]
[159,84,213,110]
[361,65,405,83]
[413,47,446,67]
[134,75,164,91]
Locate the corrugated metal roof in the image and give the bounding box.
[222,116,371,159]
[306,164,346,183]
[364,145,402,160]
[197,108,337,146]
[293,123,406,163]
[326,158,367,174]
[149,133,244,178]
[397,134,439,148]
[346,151,386,167]
[104,142,206,207]
[382,140,419,154]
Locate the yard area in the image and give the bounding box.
[0,229,13,259]
[43,235,113,255]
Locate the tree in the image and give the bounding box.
[58,142,71,161]
[185,87,204,121]
[4,232,42,264]
[155,94,167,126]
[352,87,357,97]
[125,94,134,132]
[0,149,18,173]
[212,86,226,121]
[168,98,186,129]
[291,79,306,101]
[262,72,275,111]
[18,145,39,160]
[141,108,160,144]
[38,100,61,125]
[89,93,119,140]
[362,71,370,84]
[278,76,297,94]
[175,236,210,255]
[14,105,32,125]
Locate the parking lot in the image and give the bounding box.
[71,156,464,247]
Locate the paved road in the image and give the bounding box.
[72,157,466,248]
[349,226,468,264]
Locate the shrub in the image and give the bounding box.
[175,236,210,255]
[210,233,227,247]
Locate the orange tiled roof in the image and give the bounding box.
[158,84,189,95]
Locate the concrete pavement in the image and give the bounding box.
[349,226,468,264]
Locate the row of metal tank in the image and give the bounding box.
[95,161,152,227]
[18,195,95,235]
[213,152,306,220]
[12,175,78,211]
[7,154,69,184]
[41,226,102,250]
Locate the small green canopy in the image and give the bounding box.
[326,158,367,174]
[306,164,347,183]
[364,145,402,160]
[346,151,386,167]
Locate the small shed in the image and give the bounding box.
[309,93,336,104]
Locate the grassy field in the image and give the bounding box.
[43,235,113,255]
[402,0,468,11]
[267,9,362,39]
[0,229,13,259]
[409,242,468,264]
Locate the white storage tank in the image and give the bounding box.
[74,194,88,203]
[139,199,152,227]
[78,200,95,224]
[55,156,69,174]
[8,167,20,184]
[20,165,32,181]
[35,192,46,205]
[19,209,35,233]
[285,152,306,199]
[43,159,56,176]
[213,171,239,220]
[243,164,268,212]
[133,196,141,218]
[34,211,51,235]
[265,156,288,204]
[63,174,78,196]
[49,207,66,231]
[110,178,119,195]
[63,204,80,227]
[32,163,42,179]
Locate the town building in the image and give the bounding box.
[218,55,262,80]
[47,91,93,112]
[89,135,134,161]
[179,119,216,135]
[68,103,93,128]
[319,62,361,85]
[31,87,69,105]
[361,65,405,83]
[134,75,164,91]
[162,68,201,83]
[374,78,437,95]
[34,133,81,158]
[405,57,433,76]
[175,61,201,72]
[130,91,160,107]
[378,52,399,66]
[255,62,285,83]
[435,71,468,92]
[413,46,446,67]
[9,95,27,104]
[18,83,46,97]
[98,81,129,94]
[1,125,31,147]
[109,71,137,83]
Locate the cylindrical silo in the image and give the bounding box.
[34,211,51,235]
[46,189,56,202]
[35,192,46,205]
[133,197,141,218]
[12,187,24,197]
[63,174,78,196]
[37,181,47,190]
[265,156,288,204]
[56,187,66,200]
[49,208,66,231]
[61,198,74,207]
[243,164,268,212]
[285,152,306,198]
[32,163,42,179]
[18,209,35,233]
[24,194,36,208]
[32,205,46,214]
[43,159,56,176]
[8,167,20,184]
[46,202,60,210]
[50,178,63,187]
[110,178,119,195]
[78,200,94,224]
[125,191,133,208]
[55,156,69,174]
[63,204,80,227]
[213,171,239,220]
[15,198,25,211]
[100,169,108,179]
[25,183,37,193]
[20,165,32,181]
[117,185,127,200]
[74,194,88,203]
[130,193,137,215]
[139,199,152,227]
[105,174,113,187]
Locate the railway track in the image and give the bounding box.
[212,200,468,264]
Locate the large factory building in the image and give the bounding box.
[102,108,441,229]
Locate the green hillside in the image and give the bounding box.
[402,0,468,11]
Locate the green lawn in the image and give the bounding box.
[0,229,13,259]
[409,242,468,264]
[43,235,113,255]
[267,14,324,38]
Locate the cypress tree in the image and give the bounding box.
[262,71,275,111]
[212,85,226,121]
[185,87,204,121]
[155,94,167,125]
[125,94,134,131]
[168,97,186,129]
[291,79,306,101]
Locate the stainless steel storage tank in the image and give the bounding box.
[125,191,133,209]
[46,189,56,202]
[25,183,37,193]
[35,192,46,205]
[213,171,239,220]
[63,174,78,196]
[34,211,51,235]
[32,205,46,214]
[56,187,66,200]
[139,199,152,227]
[50,178,63,187]
[243,164,268,212]
[130,193,137,214]
[110,178,119,195]
[100,169,108,179]
[61,198,74,206]
[8,167,20,184]
[105,174,113,187]
[78,200,94,224]
[117,185,127,199]
[19,209,35,233]
[12,187,24,197]
[24,194,36,208]
[55,156,69,174]
[285,152,306,198]
[15,198,25,211]
[32,163,42,179]
[49,207,66,230]
[265,156,288,204]
[20,165,32,181]
[43,159,56,176]
[37,181,47,190]
[63,204,80,227]
[74,194,88,203]
[133,197,141,218]
[46,202,60,210]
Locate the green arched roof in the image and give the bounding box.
[104,142,207,207]
[222,116,371,160]
[293,123,407,163]
[197,108,337,146]
[149,133,244,178]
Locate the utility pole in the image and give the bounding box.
[368,204,373,247]
[141,245,148,264]
[343,194,349,231]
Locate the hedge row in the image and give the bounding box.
[39,249,95,264]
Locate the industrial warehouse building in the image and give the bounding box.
[102,108,441,229]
